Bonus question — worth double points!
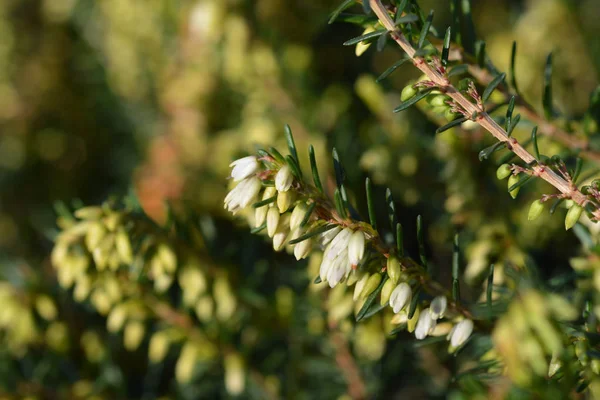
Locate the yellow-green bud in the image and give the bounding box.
[277,190,294,213]
[124,320,145,351]
[360,273,382,299]
[35,295,58,321]
[496,164,512,180]
[528,200,545,221]
[401,85,417,102]
[430,95,447,107]
[74,206,104,220]
[386,257,401,284]
[380,279,395,306]
[407,306,420,333]
[444,109,458,122]
[224,353,246,396]
[149,331,170,364]
[157,243,177,274]
[508,174,520,199]
[565,204,583,230]
[431,106,448,115]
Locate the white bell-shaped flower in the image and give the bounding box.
[389,282,412,313]
[429,296,447,319]
[415,308,437,340]
[224,177,262,214]
[448,319,474,348]
[348,230,365,266]
[229,156,259,181]
[275,165,294,192]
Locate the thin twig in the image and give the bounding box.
[369,0,600,221]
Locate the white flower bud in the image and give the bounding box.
[429,296,447,319]
[290,203,309,231]
[294,238,312,260]
[319,256,333,283]
[230,156,259,181]
[266,208,280,238]
[353,273,369,301]
[327,254,350,288]
[389,282,412,313]
[272,227,288,251]
[415,309,436,340]
[320,226,341,246]
[348,230,365,266]
[449,319,473,348]
[324,228,352,261]
[224,176,262,214]
[277,190,294,213]
[275,164,293,192]
[255,206,268,228]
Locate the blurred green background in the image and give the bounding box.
[2,0,600,398]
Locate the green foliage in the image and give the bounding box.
[3,0,600,398]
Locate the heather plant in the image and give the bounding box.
[3,0,600,398]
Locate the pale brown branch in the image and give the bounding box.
[369,0,600,221]
[329,330,367,400]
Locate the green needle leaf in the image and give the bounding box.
[505,96,515,132]
[393,88,434,112]
[366,177,377,230]
[478,142,506,161]
[417,215,427,267]
[332,148,345,188]
[436,117,468,133]
[334,188,348,219]
[396,223,404,256]
[299,202,316,228]
[250,222,267,234]
[507,174,533,192]
[269,147,286,163]
[448,64,468,77]
[408,288,421,319]
[376,58,410,82]
[386,188,397,233]
[475,40,486,68]
[252,196,277,208]
[510,41,520,94]
[343,29,387,46]
[395,14,419,25]
[417,10,434,49]
[507,114,521,136]
[543,53,553,120]
[441,27,451,67]
[329,0,356,24]
[531,126,540,160]
[308,145,324,193]
[573,158,583,183]
[482,73,506,103]
[288,224,338,244]
[452,233,460,302]
[356,276,388,321]
[395,0,409,23]
[284,124,301,177]
[461,0,476,54]
[487,264,494,313]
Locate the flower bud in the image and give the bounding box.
[266,208,280,238]
[386,257,401,284]
[496,164,512,180]
[430,95,447,107]
[294,238,312,260]
[74,206,104,220]
[353,273,369,301]
[157,243,177,274]
[149,331,170,364]
[272,226,289,251]
[380,279,395,306]
[429,296,447,319]
[277,190,294,213]
[565,204,583,230]
[444,108,458,122]
[230,156,259,182]
[35,295,58,321]
[275,165,293,192]
[508,174,520,199]
[415,308,436,340]
[360,273,382,299]
[401,85,417,101]
[355,26,375,57]
[255,206,268,228]
[290,203,309,231]
[528,199,545,221]
[107,304,128,333]
[348,230,366,267]
[224,353,246,396]
[448,319,473,348]
[389,282,411,313]
[123,320,145,351]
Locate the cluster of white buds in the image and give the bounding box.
[225,149,474,352]
[319,228,366,288]
[226,156,321,261]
